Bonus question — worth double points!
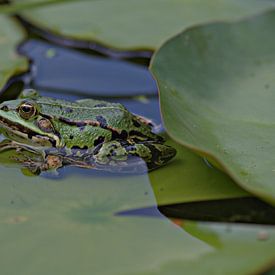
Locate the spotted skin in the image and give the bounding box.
[0,90,176,174]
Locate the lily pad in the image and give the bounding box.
[151,10,275,204]
[150,137,248,206]
[0,0,75,12]
[0,15,27,92]
[0,165,274,274]
[8,0,275,50]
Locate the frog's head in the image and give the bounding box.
[0,97,62,147]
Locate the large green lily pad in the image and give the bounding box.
[151,10,275,204]
[0,15,27,91]
[8,0,275,50]
[0,165,274,274]
[0,0,76,12]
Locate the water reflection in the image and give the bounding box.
[0,139,152,177]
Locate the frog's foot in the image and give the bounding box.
[90,140,176,173]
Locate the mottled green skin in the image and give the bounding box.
[0,90,176,173]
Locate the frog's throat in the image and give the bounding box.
[0,116,61,147]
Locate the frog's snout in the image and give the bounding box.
[147,143,176,171]
[160,145,177,163]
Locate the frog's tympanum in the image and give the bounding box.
[0,90,176,174]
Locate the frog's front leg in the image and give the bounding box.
[0,139,33,152]
[90,140,176,173]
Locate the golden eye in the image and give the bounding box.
[18,102,37,120]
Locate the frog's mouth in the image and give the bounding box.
[0,116,59,147]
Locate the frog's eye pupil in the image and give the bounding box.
[18,102,36,119]
[22,106,31,113]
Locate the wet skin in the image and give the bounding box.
[0,90,176,174]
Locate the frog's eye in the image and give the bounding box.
[18,102,37,120]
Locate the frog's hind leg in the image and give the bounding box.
[91,140,176,173]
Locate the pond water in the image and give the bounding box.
[1,35,275,274]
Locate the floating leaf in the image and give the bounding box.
[151,10,275,204]
[0,15,27,92]
[164,220,275,275]
[8,0,275,50]
[0,165,274,274]
[0,0,76,12]
[150,137,248,206]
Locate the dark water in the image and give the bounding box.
[19,39,157,97]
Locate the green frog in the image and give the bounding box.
[0,90,176,174]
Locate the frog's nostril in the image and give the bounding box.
[0,105,9,112]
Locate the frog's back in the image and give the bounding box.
[37,97,131,124]
[36,97,158,148]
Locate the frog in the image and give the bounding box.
[0,89,176,174]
